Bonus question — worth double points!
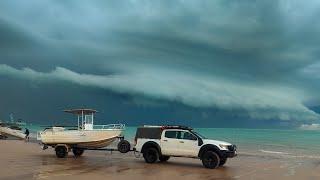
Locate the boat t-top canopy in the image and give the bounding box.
[64,109,98,130]
[64,109,98,115]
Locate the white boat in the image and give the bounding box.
[0,125,25,139]
[0,116,27,140]
[37,109,125,149]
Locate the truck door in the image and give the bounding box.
[160,130,181,156]
[177,130,199,157]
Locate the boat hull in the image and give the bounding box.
[39,129,123,148]
[75,138,118,148]
[0,127,25,139]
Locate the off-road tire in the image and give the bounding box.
[219,158,227,166]
[143,147,159,163]
[159,155,170,162]
[201,151,220,169]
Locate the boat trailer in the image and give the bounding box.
[41,136,135,158]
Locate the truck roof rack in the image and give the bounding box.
[142,125,193,130]
[162,125,193,130]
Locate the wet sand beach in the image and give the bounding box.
[1,140,320,180]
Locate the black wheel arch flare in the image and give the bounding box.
[198,144,221,159]
[141,141,162,156]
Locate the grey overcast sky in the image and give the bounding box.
[0,0,320,128]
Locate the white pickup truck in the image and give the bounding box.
[134,125,237,169]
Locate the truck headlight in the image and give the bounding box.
[219,144,229,149]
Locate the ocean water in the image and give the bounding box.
[26,124,320,158]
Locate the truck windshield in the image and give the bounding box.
[192,131,206,139]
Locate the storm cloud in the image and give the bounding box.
[0,0,320,126]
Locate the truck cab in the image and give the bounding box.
[134,125,237,169]
[161,129,199,157]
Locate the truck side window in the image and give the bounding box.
[181,131,197,141]
[165,131,178,139]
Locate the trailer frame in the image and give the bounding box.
[40,136,133,158]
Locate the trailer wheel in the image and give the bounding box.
[72,148,84,157]
[55,146,68,158]
[118,140,131,153]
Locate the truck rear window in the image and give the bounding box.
[135,127,162,139]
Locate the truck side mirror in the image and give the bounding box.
[198,138,203,146]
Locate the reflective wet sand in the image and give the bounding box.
[1,140,320,180]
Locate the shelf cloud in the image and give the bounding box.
[0,64,318,121]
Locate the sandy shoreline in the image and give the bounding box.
[0,140,320,180]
